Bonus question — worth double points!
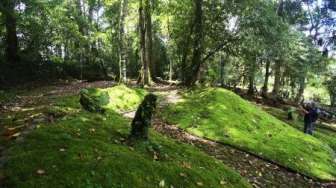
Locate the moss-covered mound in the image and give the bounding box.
[162,88,336,181]
[80,88,110,113]
[263,105,336,152]
[79,85,148,113]
[3,86,250,188]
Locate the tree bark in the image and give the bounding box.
[144,0,154,81]
[331,94,336,107]
[76,0,86,80]
[262,60,271,97]
[138,0,150,86]
[272,60,282,97]
[247,57,257,95]
[119,0,128,83]
[184,0,204,86]
[2,0,18,64]
[295,75,306,103]
[220,54,225,87]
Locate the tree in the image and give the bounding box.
[184,0,204,86]
[138,0,150,86]
[119,0,128,83]
[0,0,19,65]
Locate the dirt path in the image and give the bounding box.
[150,85,336,188]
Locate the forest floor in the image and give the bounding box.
[148,85,336,188]
[0,81,335,187]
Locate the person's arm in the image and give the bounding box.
[298,106,308,115]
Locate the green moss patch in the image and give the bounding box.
[3,86,250,188]
[263,105,336,152]
[161,88,336,181]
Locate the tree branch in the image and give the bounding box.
[201,36,239,63]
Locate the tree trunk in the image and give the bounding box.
[184,0,204,86]
[247,57,256,95]
[119,0,128,83]
[272,60,282,97]
[295,75,306,103]
[2,0,18,64]
[262,60,271,97]
[144,0,154,81]
[331,94,336,107]
[220,54,225,87]
[180,18,195,83]
[138,0,150,86]
[76,0,86,79]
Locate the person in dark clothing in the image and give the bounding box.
[301,103,319,135]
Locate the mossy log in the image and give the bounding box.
[79,88,109,113]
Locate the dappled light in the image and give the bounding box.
[1,0,336,187]
[162,88,336,181]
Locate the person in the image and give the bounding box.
[301,102,319,135]
[287,106,295,120]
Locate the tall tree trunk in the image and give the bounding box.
[167,16,173,82]
[138,0,150,86]
[180,17,195,83]
[184,0,204,86]
[119,0,128,83]
[144,0,154,81]
[331,94,336,107]
[262,60,271,97]
[272,0,284,96]
[2,0,18,64]
[220,54,225,87]
[295,75,306,104]
[247,57,256,95]
[272,60,282,97]
[76,0,85,80]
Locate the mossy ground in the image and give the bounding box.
[1,85,250,188]
[263,105,336,152]
[161,87,336,181]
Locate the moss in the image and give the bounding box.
[3,86,251,188]
[79,88,110,113]
[77,84,147,112]
[264,105,336,152]
[162,88,336,181]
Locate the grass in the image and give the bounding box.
[161,87,336,181]
[0,90,17,104]
[263,105,336,151]
[2,85,251,188]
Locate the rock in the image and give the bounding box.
[79,88,109,113]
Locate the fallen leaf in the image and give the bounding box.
[59,148,66,152]
[153,152,159,160]
[36,169,45,175]
[159,180,165,187]
[180,173,187,177]
[196,182,203,186]
[181,162,192,169]
[12,132,21,138]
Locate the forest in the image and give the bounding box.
[0,0,336,187]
